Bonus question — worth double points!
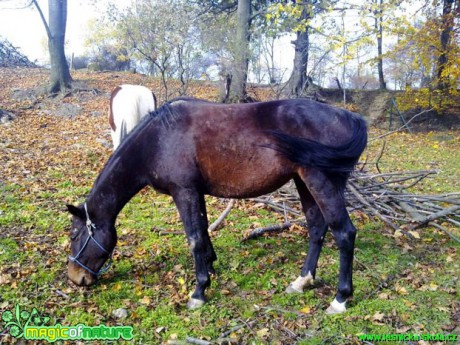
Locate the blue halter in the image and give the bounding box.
[68,203,113,276]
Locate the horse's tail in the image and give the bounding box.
[268,115,367,173]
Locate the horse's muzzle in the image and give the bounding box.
[67,261,97,286]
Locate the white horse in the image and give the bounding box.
[108,84,157,150]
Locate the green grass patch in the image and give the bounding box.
[0,128,458,344]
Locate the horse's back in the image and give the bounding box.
[163,98,365,198]
[178,98,363,146]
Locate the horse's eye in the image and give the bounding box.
[70,228,81,240]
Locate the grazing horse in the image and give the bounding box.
[108,84,157,150]
[67,98,367,314]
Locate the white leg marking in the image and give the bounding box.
[285,271,314,294]
[326,298,347,314]
[187,298,205,310]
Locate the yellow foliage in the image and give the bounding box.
[396,88,459,113]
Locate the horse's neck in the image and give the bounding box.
[86,154,147,223]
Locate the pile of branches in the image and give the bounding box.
[246,169,460,242]
[0,38,37,68]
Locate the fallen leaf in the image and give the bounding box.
[378,292,390,299]
[140,296,151,305]
[371,311,385,323]
[393,229,404,238]
[256,328,269,338]
[299,306,311,314]
[408,230,420,239]
[0,274,11,285]
[395,284,408,295]
[428,282,438,291]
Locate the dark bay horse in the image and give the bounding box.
[66,98,367,314]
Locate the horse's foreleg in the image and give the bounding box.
[296,169,355,314]
[286,177,328,294]
[172,188,214,309]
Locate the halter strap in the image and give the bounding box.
[69,203,113,276]
[84,203,95,235]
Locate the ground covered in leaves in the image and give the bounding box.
[0,68,459,344]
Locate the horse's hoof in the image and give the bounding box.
[187,298,205,310]
[285,284,303,294]
[325,298,347,314]
[285,273,314,294]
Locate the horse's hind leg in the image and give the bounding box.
[198,193,217,275]
[171,188,216,309]
[297,168,356,314]
[286,176,328,294]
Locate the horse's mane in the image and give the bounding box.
[90,98,204,191]
[108,97,210,158]
[147,97,213,129]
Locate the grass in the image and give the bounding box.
[1,167,458,344]
[0,75,459,343]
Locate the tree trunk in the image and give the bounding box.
[437,0,455,90]
[376,0,386,90]
[48,0,72,93]
[287,4,311,98]
[228,0,251,103]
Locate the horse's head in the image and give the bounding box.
[66,204,116,286]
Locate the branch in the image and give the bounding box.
[369,108,433,142]
[347,182,399,230]
[242,221,306,242]
[185,336,211,345]
[409,205,460,229]
[31,0,51,39]
[208,199,235,232]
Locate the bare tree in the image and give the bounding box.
[286,3,312,97]
[373,0,386,90]
[437,0,456,90]
[228,0,251,102]
[32,0,72,93]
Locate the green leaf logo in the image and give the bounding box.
[1,305,49,339]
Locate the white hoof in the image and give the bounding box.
[187,298,205,310]
[285,284,303,294]
[285,273,314,294]
[326,298,347,314]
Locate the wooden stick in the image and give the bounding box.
[208,199,235,232]
[347,182,399,230]
[55,289,70,299]
[409,205,460,229]
[185,337,211,345]
[369,108,433,142]
[242,222,292,242]
[428,222,460,243]
[250,197,302,216]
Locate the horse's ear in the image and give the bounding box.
[66,204,85,219]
